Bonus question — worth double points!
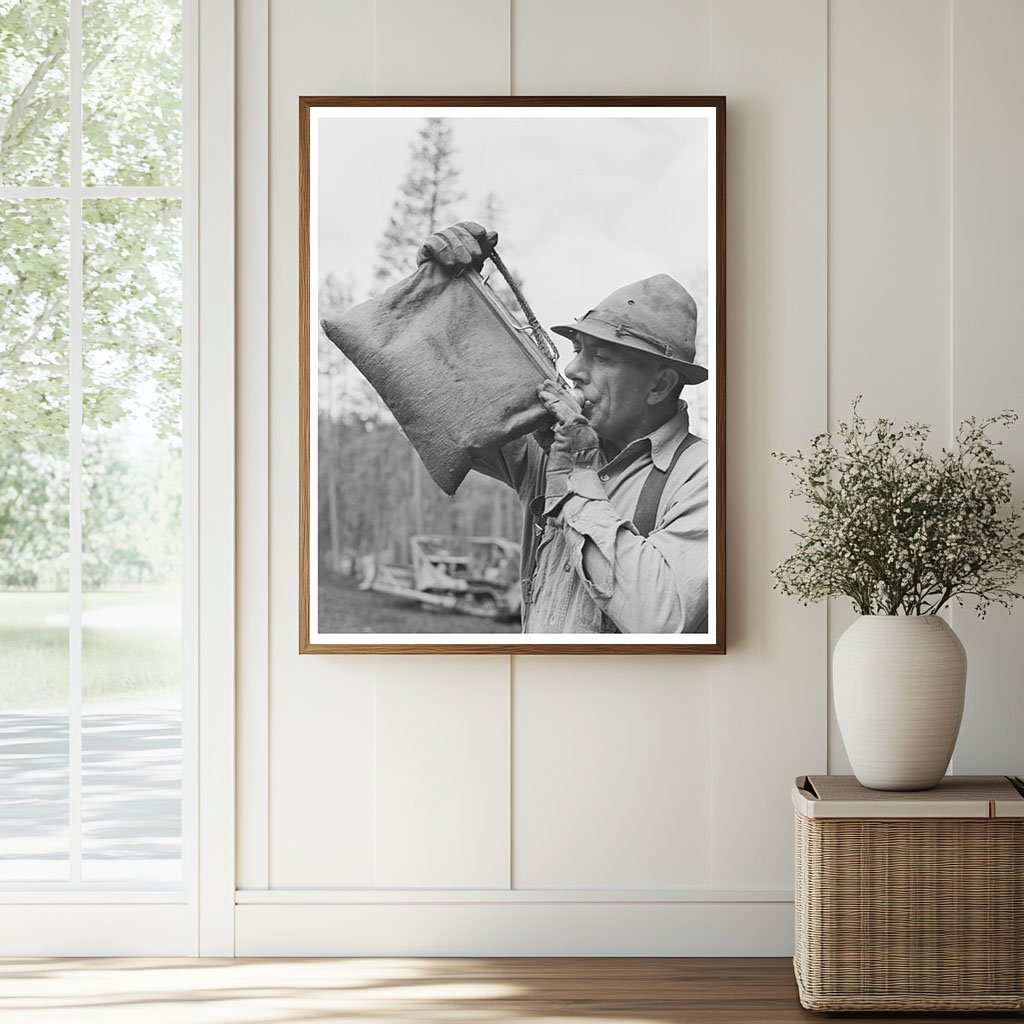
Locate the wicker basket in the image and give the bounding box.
[793,775,1024,1012]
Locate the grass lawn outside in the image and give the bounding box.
[0,589,181,711]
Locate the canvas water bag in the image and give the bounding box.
[321,257,558,496]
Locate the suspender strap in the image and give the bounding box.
[632,433,700,538]
[599,432,700,634]
[521,432,699,617]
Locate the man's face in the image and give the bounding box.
[564,334,659,446]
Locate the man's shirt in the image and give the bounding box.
[474,404,709,634]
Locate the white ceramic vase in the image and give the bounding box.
[833,615,967,791]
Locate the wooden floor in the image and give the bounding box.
[0,957,1019,1023]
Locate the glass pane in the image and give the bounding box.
[82,0,181,186]
[0,0,70,186]
[0,199,70,880]
[82,198,181,883]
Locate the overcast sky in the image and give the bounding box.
[315,110,711,369]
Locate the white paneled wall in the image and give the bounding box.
[826,0,953,772]
[270,661,377,885]
[512,659,713,889]
[512,0,713,94]
[234,0,1024,954]
[373,660,511,888]
[826,0,1024,780]
[948,0,1024,777]
[375,0,510,94]
[262,0,376,893]
[706,0,828,890]
[236,0,271,894]
[828,0,951,428]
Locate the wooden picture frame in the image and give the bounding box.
[300,97,725,653]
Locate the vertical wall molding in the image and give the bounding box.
[236,0,271,892]
[198,0,237,955]
[945,0,958,736]
[709,0,828,887]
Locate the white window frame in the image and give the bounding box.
[195,0,236,958]
[0,0,234,956]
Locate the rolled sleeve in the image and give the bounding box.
[543,467,606,517]
[559,494,638,601]
[555,461,708,633]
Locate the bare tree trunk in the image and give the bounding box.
[490,486,502,538]
[326,459,341,572]
[410,446,423,539]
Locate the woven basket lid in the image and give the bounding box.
[793,774,1024,819]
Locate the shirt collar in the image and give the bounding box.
[647,402,692,470]
[607,402,691,473]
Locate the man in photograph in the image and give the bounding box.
[418,221,709,635]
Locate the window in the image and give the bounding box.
[0,0,193,890]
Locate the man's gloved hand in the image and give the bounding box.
[537,379,601,474]
[416,221,498,273]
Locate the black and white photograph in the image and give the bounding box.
[300,98,725,653]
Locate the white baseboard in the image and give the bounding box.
[235,899,795,956]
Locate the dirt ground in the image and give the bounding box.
[317,569,521,635]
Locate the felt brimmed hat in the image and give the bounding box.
[551,274,708,385]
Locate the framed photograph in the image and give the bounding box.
[300,97,725,654]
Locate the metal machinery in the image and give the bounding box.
[359,534,522,621]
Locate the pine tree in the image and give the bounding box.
[373,119,466,289]
[476,192,526,541]
[370,119,465,540]
[354,119,525,565]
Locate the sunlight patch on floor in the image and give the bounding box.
[0,958,682,1024]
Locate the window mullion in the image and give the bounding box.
[1,0,192,905]
[0,187,184,199]
[68,0,83,886]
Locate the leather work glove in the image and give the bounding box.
[537,379,601,474]
[416,221,498,273]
